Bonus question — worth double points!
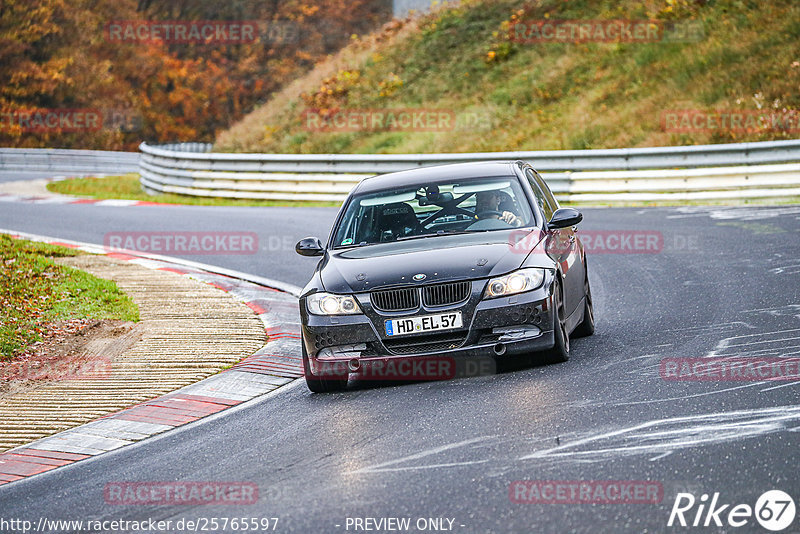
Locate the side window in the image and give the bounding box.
[532,170,559,213]
[525,168,555,222]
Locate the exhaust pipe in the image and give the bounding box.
[493,343,506,356]
[348,358,361,372]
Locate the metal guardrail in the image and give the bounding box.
[1,142,797,201]
[141,139,800,172]
[567,163,800,201]
[0,148,139,174]
[139,140,800,202]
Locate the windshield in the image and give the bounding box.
[332,176,534,248]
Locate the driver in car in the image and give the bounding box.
[475,190,522,226]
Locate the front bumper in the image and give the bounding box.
[301,278,556,377]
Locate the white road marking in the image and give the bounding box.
[349,460,491,473]
[760,380,800,392]
[611,382,766,407]
[707,328,800,358]
[668,206,800,221]
[348,436,497,474]
[519,406,800,462]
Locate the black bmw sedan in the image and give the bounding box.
[295,160,594,392]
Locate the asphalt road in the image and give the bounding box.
[0,200,336,288]
[2,191,800,533]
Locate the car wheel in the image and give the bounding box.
[302,342,348,393]
[542,279,569,364]
[572,263,595,338]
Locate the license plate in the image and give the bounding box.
[385,312,463,337]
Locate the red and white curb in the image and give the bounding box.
[0,176,173,207]
[0,230,304,487]
[0,192,166,208]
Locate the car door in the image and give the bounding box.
[525,168,584,317]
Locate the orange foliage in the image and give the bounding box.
[0,0,392,150]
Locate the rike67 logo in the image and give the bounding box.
[668,490,796,531]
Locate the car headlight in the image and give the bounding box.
[483,268,545,299]
[307,292,362,315]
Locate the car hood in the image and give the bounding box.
[319,229,545,293]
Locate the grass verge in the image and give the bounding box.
[46,174,341,208]
[0,235,139,360]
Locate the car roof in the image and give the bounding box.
[352,160,524,194]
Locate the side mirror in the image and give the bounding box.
[548,208,583,230]
[296,237,324,257]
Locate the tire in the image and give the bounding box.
[572,263,595,338]
[542,279,569,364]
[302,342,348,393]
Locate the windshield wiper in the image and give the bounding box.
[395,230,472,241]
[333,240,372,249]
